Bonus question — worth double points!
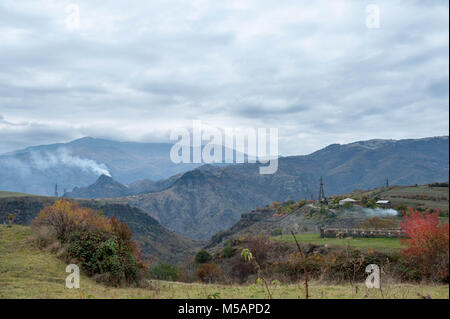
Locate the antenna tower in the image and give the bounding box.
[318,176,326,202]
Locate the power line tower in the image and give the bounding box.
[54,184,59,197]
[318,176,326,202]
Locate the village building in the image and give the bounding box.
[338,198,359,206]
[376,200,391,209]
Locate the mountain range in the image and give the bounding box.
[64,136,449,240]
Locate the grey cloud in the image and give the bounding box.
[0,0,448,156]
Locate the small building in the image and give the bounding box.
[338,198,359,206]
[376,200,391,209]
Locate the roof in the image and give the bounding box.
[339,198,358,203]
[376,200,391,204]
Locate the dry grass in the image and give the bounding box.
[1,225,448,299]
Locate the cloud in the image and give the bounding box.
[0,0,448,155]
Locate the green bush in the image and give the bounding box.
[195,249,212,264]
[67,230,141,286]
[221,245,236,258]
[149,262,178,281]
[32,199,148,287]
[271,228,282,236]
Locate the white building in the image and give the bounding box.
[339,198,359,206]
[376,200,391,208]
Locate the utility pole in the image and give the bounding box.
[386,177,389,188]
[318,176,326,202]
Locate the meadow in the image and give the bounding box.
[1,225,448,299]
[272,233,404,251]
[0,191,34,198]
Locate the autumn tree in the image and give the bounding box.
[400,209,449,282]
[32,199,148,286]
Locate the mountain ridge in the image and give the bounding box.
[118,136,448,240]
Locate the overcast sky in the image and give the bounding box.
[0,0,448,155]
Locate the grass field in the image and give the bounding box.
[272,233,404,251]
[1,225,448,299]
[0,191,34,198]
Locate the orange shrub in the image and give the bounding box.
[33,199,111,240]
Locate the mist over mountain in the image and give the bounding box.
[0,137,201,196]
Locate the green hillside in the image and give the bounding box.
[348,184,449,215]
[0,196,200,263]
[1,225,448,299]
[0,191,35,198]
[206,183,449,252]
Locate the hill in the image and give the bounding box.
[0,191,35,198]
[65,175,131,198]
[345,183,449,215]
[119,136,448,240]
[205,182,449,251]
[64,174,180,199]
[0,196,200,263]
[1,225,447,299]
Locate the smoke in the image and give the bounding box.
[29,148,111,176]
[362,207,399,217]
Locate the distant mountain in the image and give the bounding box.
[127,174,181,194]
[66,175,131,198]
[64,174,179,199]
[0,196,201,263]
[0,137,202,196]
[117,136,449,240]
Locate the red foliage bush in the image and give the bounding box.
[197,263,224,283]
[400,209,449,282]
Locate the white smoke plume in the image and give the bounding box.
[362,207,399,217]
[30,148,111,176]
